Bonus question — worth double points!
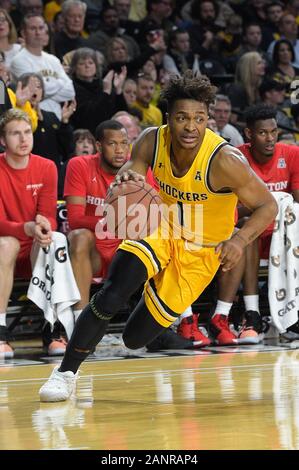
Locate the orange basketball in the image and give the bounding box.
[103,180,163,240]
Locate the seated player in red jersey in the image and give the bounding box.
[213,104,299,346]
[65,120,132,321]
[0,109,58,358]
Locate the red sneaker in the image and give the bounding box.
[47,337,68,356]
[210,314,238,345]
[0,341,14,359]
[177,314,211,347]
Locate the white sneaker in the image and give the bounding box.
[39,366,78,402]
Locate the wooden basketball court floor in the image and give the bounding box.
[1,338,299,450]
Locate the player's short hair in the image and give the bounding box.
[95,120,126,141]
[0,109,32,137]
[244,104,277,128]
[161,70,217,113]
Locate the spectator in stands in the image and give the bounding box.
[235,0,268,26]
[64,120,131,320]
[10,14,75,121]
[113,0,141,39]
[10,0,43,30]
[83,0,109,33]
[181,0,234,29]
[0,49,10,83]
[163,28,200,77]
[228,51,265,123]
[0,109,58,358]
[52,11,65,34]
[216,104,299,344]
[212,94,244,146]
[186,0,221,61]
[133,73,163,128]
[16,72,76,196]
[69,47,128,134]
[114,0,131,21]
[87,5,140,60]
[270,39,299,95]
[112,110,141,144]
[240,23,264,56]
[2,70,40,131]
[217,14,243,69]
[73,128,96,156]
[261,1,284,50]
[267,13,299,68]
[0,8,22,68]
[140,57,162,104]
[122,77,137,109]
[259,78,295,130]
[54,0,89,61]
[105,33,165,78]
[137,0,175,46]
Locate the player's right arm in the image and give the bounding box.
[114,127,157,184]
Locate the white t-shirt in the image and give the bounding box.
[10,47,75,120]
[3,43,22,68]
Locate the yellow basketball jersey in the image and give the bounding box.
[152,125,238,245]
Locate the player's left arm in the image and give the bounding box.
[211,146,278,271]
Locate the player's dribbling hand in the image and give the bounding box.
[215,237,245,272]
[113,170,145,186]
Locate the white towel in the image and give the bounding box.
[27,232,81,339]
[268,192,299,333]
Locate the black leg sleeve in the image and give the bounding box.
[123,296,166,349]
[60,250,148,373]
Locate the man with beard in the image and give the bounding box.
[133,73,162,128]
[64,120,130,322]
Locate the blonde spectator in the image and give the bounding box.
[0,8,21,67]
[228,51,265,122]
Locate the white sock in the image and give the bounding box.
[174,306,193,326]
[243,295,260,313]
[213,300,232,317]
[0,313,6,327]
[179,306,193,321]
[73,309,82,322]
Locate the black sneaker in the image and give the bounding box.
[146,328,194,352]
[280,320,299,341]
[42,321,67,356]
[238,310,263,345]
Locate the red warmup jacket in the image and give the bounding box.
[0,153,58,242]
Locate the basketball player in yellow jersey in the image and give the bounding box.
[39,71,278,402]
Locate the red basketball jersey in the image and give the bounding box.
[238,143,299,193]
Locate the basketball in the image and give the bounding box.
[103,180,163,240]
